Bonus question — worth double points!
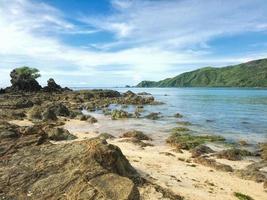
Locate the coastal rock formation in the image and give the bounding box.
[0,122,140,200]
[111,109,130,120]
[43,78,71,92]
[215,148,253,161]
[190,145,214,158]
[6,68,42,92]
[194,157,233,172]
[121,130,152,141]
[0,88,5,94]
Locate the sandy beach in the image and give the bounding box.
[56,115,267,200]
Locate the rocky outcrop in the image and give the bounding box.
[121,130,152,141]
[43,78,71,92]
[5,69,42,92]
[190,145,214,158]
[215,148,253,161]
[194,157,233,172]
[111,109,130,120]
[0,88,5,94]
[0,122,140,200]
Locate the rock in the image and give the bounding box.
[120,138,154,148]
[0,134,140,200]
[260,143,267,161]
[42,107,58,121]
[190,145,214,158]
[28,105,43,120]
[111,109,130,120]
[79,114,97,123]
[174,113,183,118]
[216,148,253,161]
[166,130,225,150]
[239,140,249,146]
[123,90,136,98]
[46,127,77,141]
[137,92,151,95]
[176,121,192,126]
[264,180,267,189]
[43,78,63,92]
[0,130,19,139]
[98,133,116,140]
[235,161,267,183]
[0,88,5,94]
[6,68,42,92]
[194,157,233,172]
[47,103,70,117]
[89,173,139,200]
[145,112,161,120]
[121,130,152,141]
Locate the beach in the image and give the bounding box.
[1,89,267,200]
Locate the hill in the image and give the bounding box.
[137,58,267,87]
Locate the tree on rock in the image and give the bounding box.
[9,66,42,92]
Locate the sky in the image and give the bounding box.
[0,0,267,87]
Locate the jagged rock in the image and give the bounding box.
[145,112,161,120]
[0,124,140,200]
[123,90,136,98]
[174,113,183,118]
[6,68,42,92]
[121,130,152,141]
[47,103,70,117]
[119,138,154,148]
[45,127,77,141]
[111,109,130,120]
[98,133,116,140]
[216,148,253,161]
[235,161,267,183]
[190,145,214,158]
[79,114,98,123]
[43,78,71,92]
[166,130,225,150]
[137,92,151,95]
[194,157,233,172]
[0,88,5,94]
[42,107,58,121]
[260,143,267,161]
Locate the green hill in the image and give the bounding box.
[137,58,267,87]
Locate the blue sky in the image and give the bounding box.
[0,0,267,87]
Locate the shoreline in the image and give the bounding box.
[1,89,267,200]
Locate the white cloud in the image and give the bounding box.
[0,0,267,87]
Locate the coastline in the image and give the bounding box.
[1,89,267,200]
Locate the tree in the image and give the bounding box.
[14,66,41,79]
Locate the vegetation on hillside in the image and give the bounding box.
[137,58,267,87]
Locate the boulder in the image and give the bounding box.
[111,109,130,120]
[43,78,71,92]
[194,157,233,172]
[42,107,58,121]
[46,127,77,141]
[79,114,98,123]
[121,130,152,141]
[0,125,140,200]
[190,145,214,158]
[174,113,183,118]
[0,88,5,94]
[235,161,267,183]
[215,148,253,161]
[145,112,161,120]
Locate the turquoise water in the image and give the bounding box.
[76,88,267,143]
[79,87,267,143]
